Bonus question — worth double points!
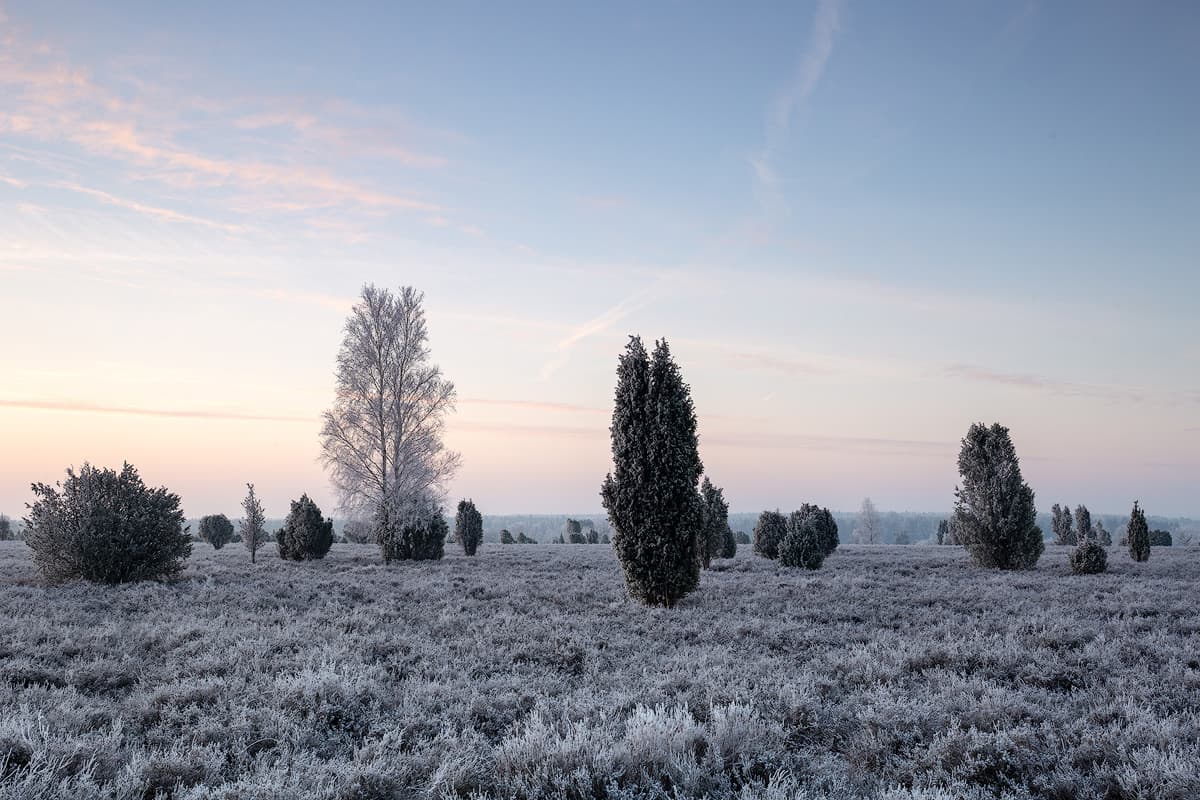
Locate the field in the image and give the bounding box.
[1,541,1198,800]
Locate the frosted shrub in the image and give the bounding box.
[953,423,1043,569]
[618,704,706,781]
[720,525,737,559]
[276,495,334,561]
[1070,541,1108,574]
[276,664,376,740]
[198,514,234,550]
[1127,501,1150,563]
[707,702,784,780]
[24,462,191,584]
[378,494,446,562]
[699,477,730,568]
[601,337,704,607]
[455,499,483,556]
[1149,529,1172,546]
[779,510,825,570]
[753,510,787,560]
[494,710,614,791]
[500,529,516,544]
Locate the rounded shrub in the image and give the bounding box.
[500,528,516,544]
[778,510,826,570]
[753,510,787,560]
[378,495,446,562]
[1070,541,1108,574]
[795,503,838,557]
[276,494,334,561]
[455,499,483,556]
[198,514,234,550]
[24,462,191,584]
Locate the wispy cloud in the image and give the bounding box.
[703,430,955,458]
[716,348,836,378]
[750,0,842,212]
[451,420,602,440]
[460,398,607,415]
[538,278,675,380]
[0,15,451,232]
[0,399,313,423]
[450,418,954,459]
[51,181,247,233]
[944,364,1199,405]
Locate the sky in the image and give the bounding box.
[1,1,1198,520]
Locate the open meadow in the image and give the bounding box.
[1,541,1198,800]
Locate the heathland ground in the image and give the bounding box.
[1,541,1197,799]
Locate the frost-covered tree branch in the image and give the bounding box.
[320,285,460,522]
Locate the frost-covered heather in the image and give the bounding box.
[1,541,1198,799]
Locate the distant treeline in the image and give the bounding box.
[6,510,1195,547]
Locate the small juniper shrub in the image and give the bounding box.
[720,525,737,559]
[378,495,446,562]
[276,494,334,561]
[23,462,191,584]
[753,510,787,560]
[499,529,516,544]
[1070,540,1108,574]
[699,477,730,568]
[1127,501,1150,563]
[455,499,483,556]
[198,514,234,549]
[779,509,826,570]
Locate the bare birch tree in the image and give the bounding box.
[853,496,881,544]
[319,285,460,526]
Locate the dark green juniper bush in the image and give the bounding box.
[953,422,1044,569]
[198,513,234,550]
[24,462,191,584]
[455,499,484,556]
[601,336,703,608]
[1074,505,1093,544]
[779,508,826,570]
[1071,539,1108,574]
[699,477,730,568]
[1051,503,1076,545]
[720,524,737,559]
[1127,500,1150,563]
[276,494,334,561]
[379,494,446,562]
[753,510,787,560]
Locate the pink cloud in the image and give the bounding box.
[0,398,313,423]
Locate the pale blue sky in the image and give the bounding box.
[1,1,1197,517]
